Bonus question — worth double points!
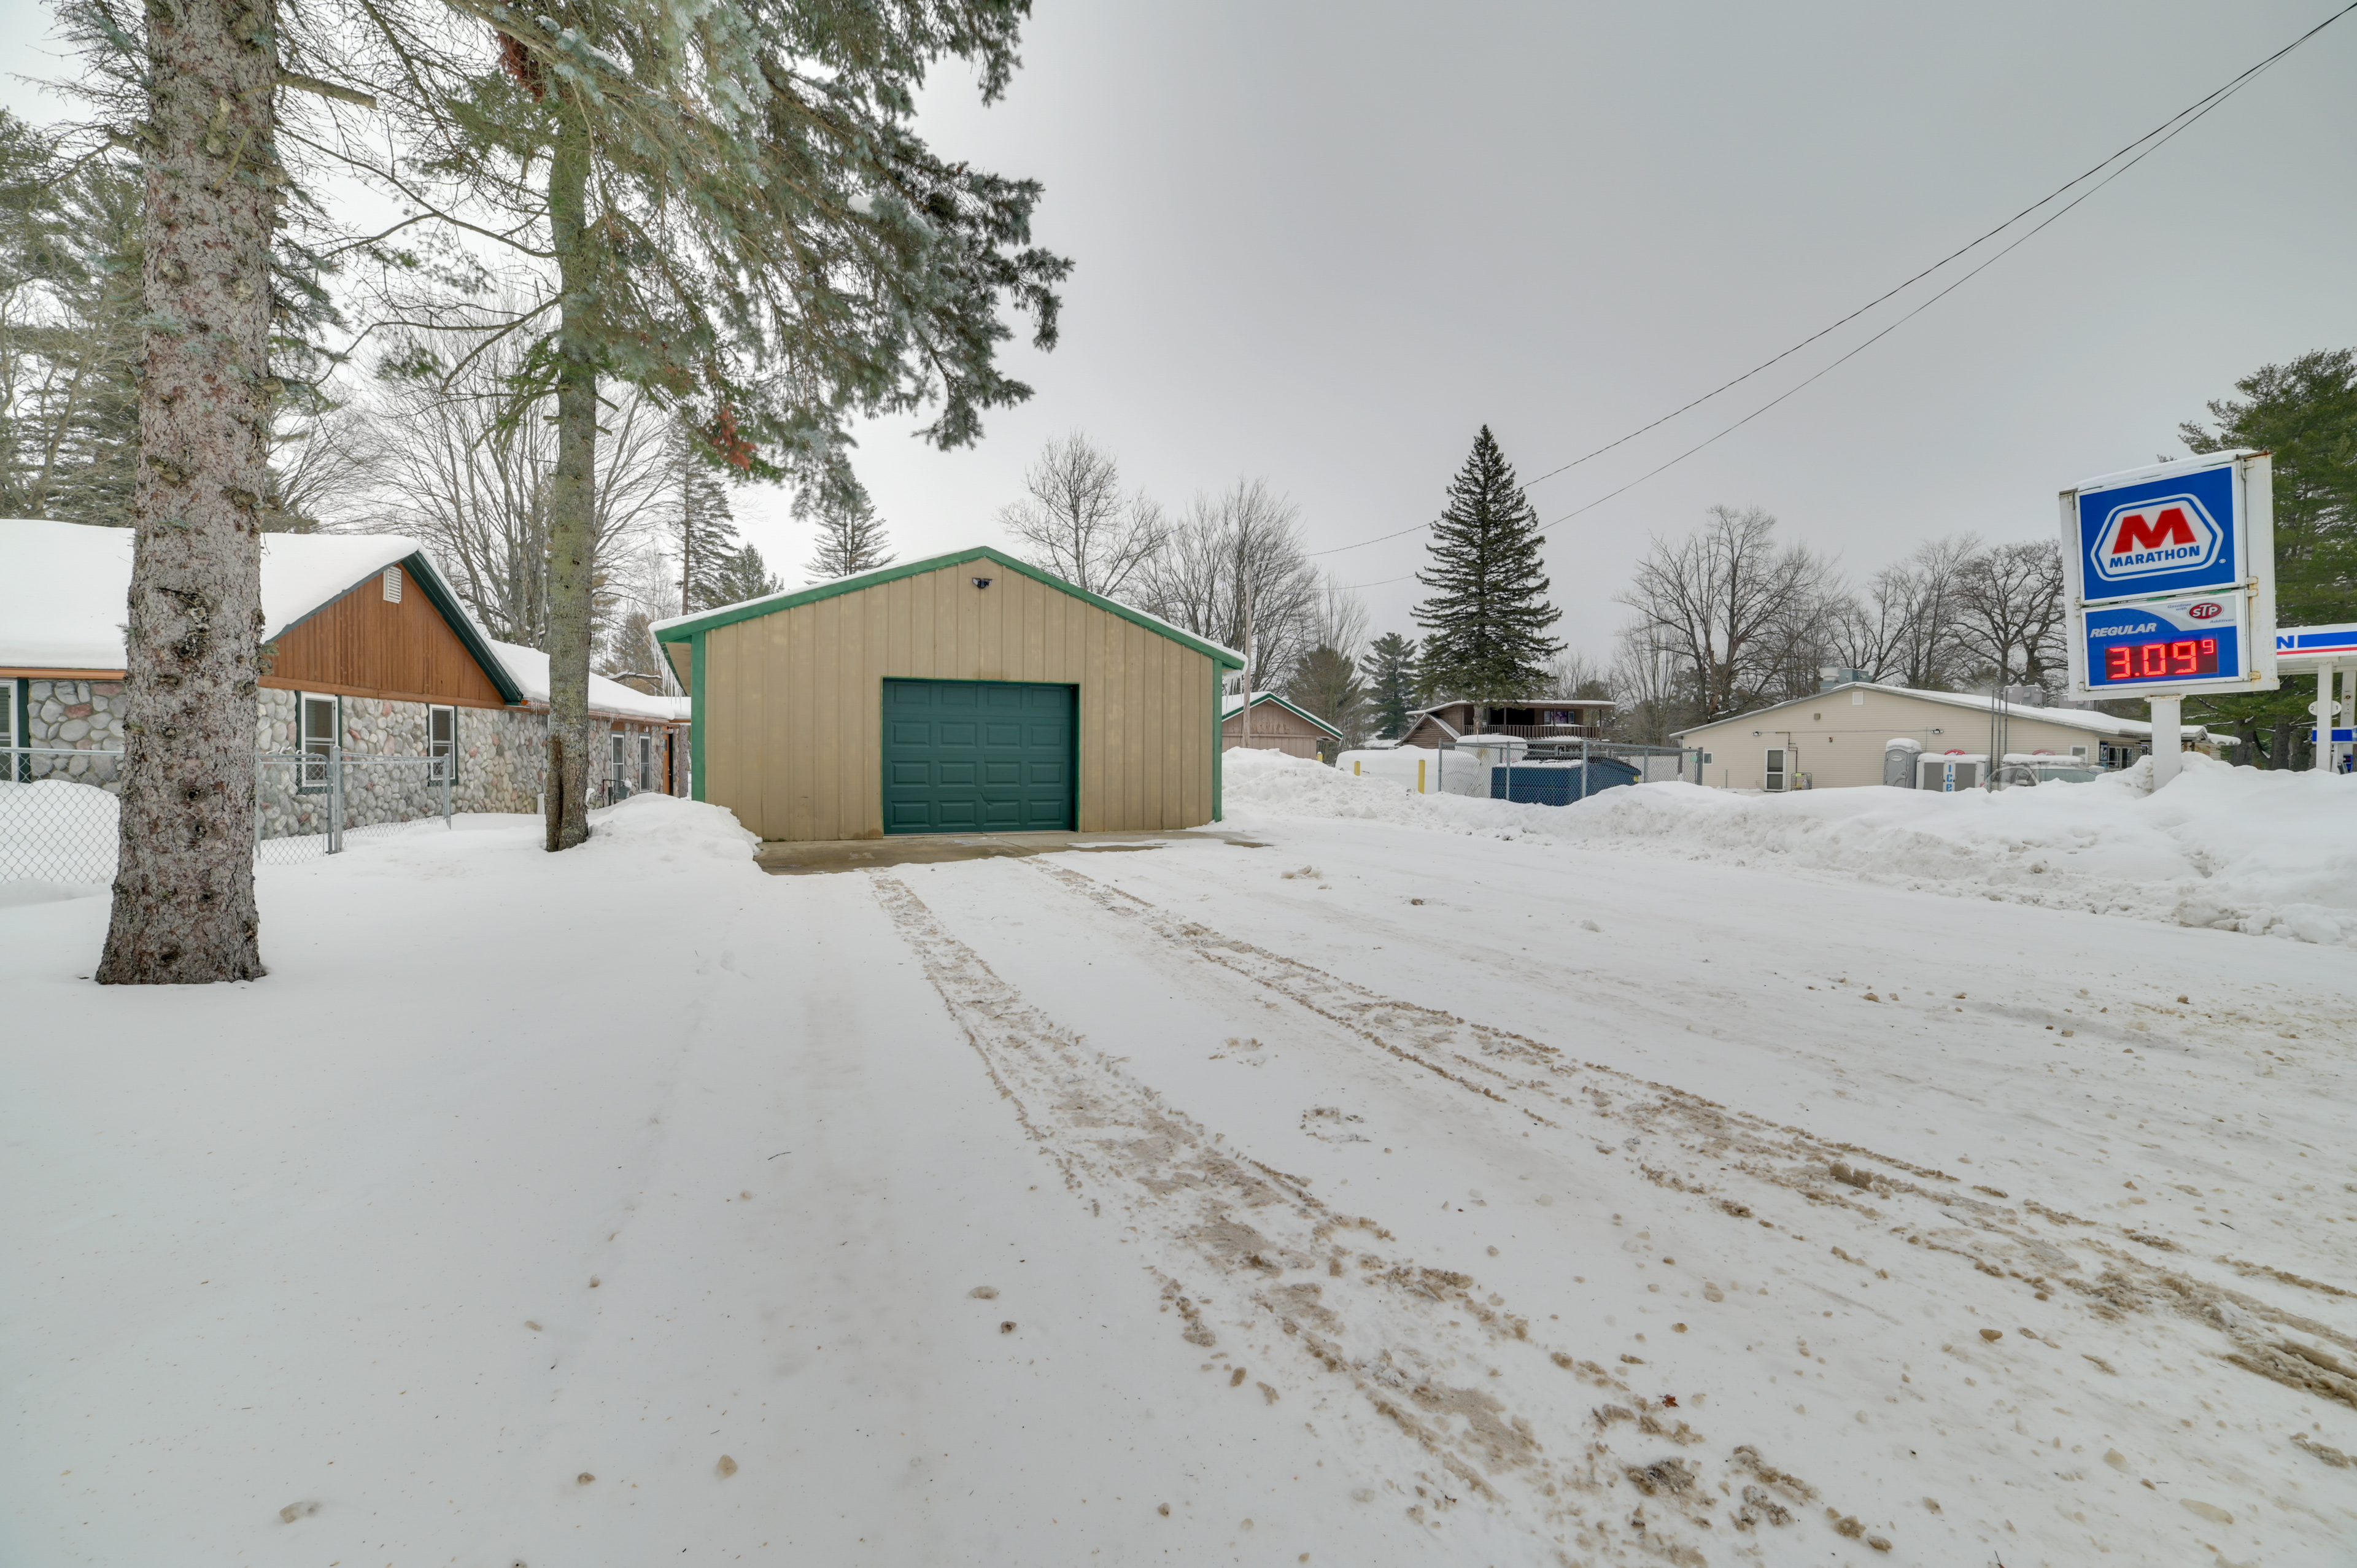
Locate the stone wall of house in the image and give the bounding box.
[17,681,678,828]
[20,679,130,790]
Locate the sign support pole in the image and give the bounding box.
[2148,695,2183,788]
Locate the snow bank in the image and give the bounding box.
[1224,747,2357,945]
[581,789,761,865]
[0,778,120,890]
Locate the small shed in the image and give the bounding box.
[1221,690,1342,759]
[652,547,1244,841]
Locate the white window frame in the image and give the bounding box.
[299,693,339,792]
[427,703,456,785]
[2,677,18,782]
[1763,746,1788,792]
[638,732,654,793]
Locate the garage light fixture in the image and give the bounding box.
[972,576,994,589]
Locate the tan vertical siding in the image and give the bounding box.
[1681,688,2132,791]
[698,558,1221,840]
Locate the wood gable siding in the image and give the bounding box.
[263,564,509,708]
[700,559,1216,841]
[1222,702,1327,757]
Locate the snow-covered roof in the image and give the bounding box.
[1,519,424,670]
[482,639,690,723]
[1220,689,1343,738]
[1673,682,2203,742]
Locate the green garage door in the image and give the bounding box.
[882,679,1075,834]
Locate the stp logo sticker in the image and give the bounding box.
[2089,492,2224,587]
[2188,601,2223,620]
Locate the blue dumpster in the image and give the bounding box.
[1490,758,1639,805]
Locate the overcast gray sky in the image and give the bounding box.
[10,1,2355,659]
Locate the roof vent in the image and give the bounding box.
[382,566,403,603]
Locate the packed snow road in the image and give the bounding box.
[5,779,2355,1567]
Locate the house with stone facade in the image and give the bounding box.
[2,520,687,828]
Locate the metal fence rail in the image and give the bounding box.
[3,746,453,886]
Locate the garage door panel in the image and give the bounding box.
[881,678,1074,835]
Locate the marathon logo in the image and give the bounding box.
[2089,492,2223,584]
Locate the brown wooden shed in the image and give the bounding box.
[1221,691,1343,759]
[654,547,1245,842]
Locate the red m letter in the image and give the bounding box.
[2111,507,2196,555]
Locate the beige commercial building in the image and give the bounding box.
[653,547,1244,842]
[1674,681,2196,792]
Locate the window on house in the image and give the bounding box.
[427,705,455,784]
[300,694,338,792]
[610,727,627,795]
[638,733,654,793]
[1764,746,1788,792]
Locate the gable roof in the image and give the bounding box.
[1221,689,1344,738]
[1670,681,2202,742]
[0,519,524,703]
[650,545,1245,668]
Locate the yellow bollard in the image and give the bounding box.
[1417,758,1426,793]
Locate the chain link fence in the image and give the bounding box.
[3,746,454,888]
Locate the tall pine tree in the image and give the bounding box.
[1358,632,1420,739]
[1412,428,1562,713]
[671,423,745,615]
[710,544,786,606]
[803,481,895,581]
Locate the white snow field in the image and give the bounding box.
[6,764,2357,1567]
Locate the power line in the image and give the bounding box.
[1305,2,2356,560]
[1543,23,2328,528]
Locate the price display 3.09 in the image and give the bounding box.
[2083,597,2243,692]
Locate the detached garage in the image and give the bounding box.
[652,547,1244,842]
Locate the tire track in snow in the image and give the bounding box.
[1021,857,2357,1419]
[871,869,1832,1565]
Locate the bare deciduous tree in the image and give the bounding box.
[354,327,673,651]
[997,432,1167,600]
[1615,504,1833,722]
[1956,539,2066,688]
[1819,534,1980,689]
[1138,479,1322,693]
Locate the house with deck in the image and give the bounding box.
[1395,697,1614,750]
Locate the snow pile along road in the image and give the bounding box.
[1226,747,2357,945]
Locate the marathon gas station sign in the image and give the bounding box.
[2061,452,2277,698]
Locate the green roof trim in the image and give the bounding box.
[1225,690,1344,740]
[651,546,1245,670]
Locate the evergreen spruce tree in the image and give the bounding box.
[803,481,896,580]
[1285,644,1366,757]
[671,423,745,614]
[1358,632,1420,739]
[1412,428,1562,714]
[710,544,786,606]
[2179,349,2357,765]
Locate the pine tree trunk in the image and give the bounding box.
[542,117,595,851]
[96,0,276,984]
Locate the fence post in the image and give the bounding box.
[328,742,344,855]
[442,751,452,828]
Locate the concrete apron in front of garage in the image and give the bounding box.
[755,828,1271,876]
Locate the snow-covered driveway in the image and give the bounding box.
[6,782,2355,1566]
